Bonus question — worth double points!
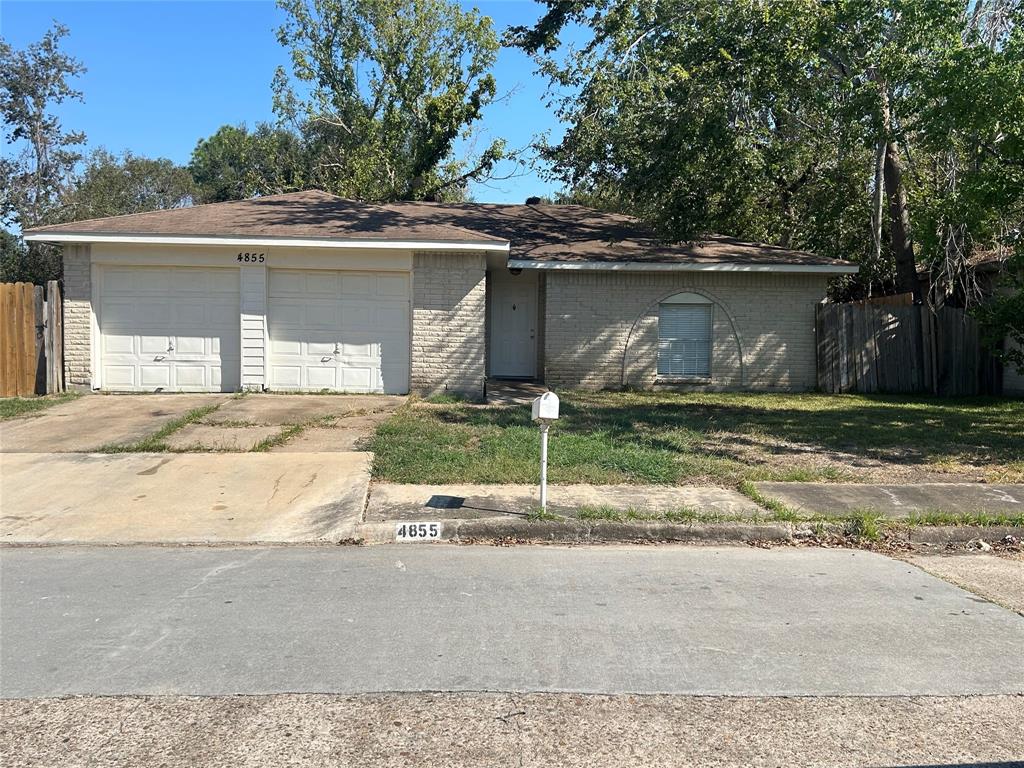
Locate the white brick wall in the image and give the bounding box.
[62,245,92,389]
[411,252,486,397]
[543,271,829,391]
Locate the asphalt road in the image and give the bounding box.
[2,545,1023,698]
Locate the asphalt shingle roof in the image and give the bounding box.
[26,189,854,268]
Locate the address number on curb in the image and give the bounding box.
[396,522,442,541]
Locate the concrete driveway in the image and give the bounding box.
[0,394,228,452]
[0,393,404,453]
[0,393,405,544]
[0,452,369,544]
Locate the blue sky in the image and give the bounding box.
[1,0,570,203]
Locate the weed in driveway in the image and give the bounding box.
[97,403,222,452]
[249,415,340,452]
[250,424,305,452]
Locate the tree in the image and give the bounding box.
[0,228,34,284]
[273,0,507,201]
[0,22,86,282]
[510,0,1021,305]
[68,149,196,220]
[189,123,306,203]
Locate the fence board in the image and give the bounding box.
[34,285,46,394]
[48,281,64,393]
[0,282,63,397]
[815,301,993,397]
[0,285,10,396]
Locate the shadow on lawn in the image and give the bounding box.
[431,394,1024,467]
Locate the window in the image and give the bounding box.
[658,298,712,378]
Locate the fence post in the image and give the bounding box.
[46,280,64,393]
[34,285,46,394]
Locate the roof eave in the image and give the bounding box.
[23,231,511,253]
[507,258,859,275]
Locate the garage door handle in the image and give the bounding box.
[154,355,166,362]
[321,356,333,363]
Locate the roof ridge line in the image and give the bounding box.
[25,189,338,233]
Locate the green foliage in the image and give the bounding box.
[0,22,86,283]
[68,149,196,220]
[272,0,507,201]
[976,248,1024,374]
[511,0,1023,306]
[0,228,31,283]
[189,123,307,203]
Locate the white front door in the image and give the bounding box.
[98,266,240,392]
[267,269,410,393]
[490,272,537,378]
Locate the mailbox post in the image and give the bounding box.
[531,392,559,511]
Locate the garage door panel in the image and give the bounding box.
[267,268,409,394]
[174,365,206,387]
[269,338,302,356]
[174,335,207,356]
[99,266,239,392]
[339,367,373,390]
[307,304,340,327]
[139,335,172,355]
[102,333,136,355]
[340,274,374,296]
[139,365,172,388]
[376,274,409,297]
[306,365,338,389]
[102,365,136,387]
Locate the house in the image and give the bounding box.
[24,190,858,398]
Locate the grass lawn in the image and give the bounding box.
[369,391,1024,486]
[0,392,80,421]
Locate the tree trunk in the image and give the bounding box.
[883,139,920,302]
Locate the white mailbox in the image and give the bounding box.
[532,391,560,422]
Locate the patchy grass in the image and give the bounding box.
[576,505,724,523]
[250,424,305,452]
[0,392,79,421]
[370,391,1024,486]
[738,480,802,520]
[844,509,884,541]
[98,404,222,452]
[421,392,480,405]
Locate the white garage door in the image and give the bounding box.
[267,269,410,394]
[99,266,240,392]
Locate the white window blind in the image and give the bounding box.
[658,304,712,377]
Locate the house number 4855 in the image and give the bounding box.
[237,252,266,263]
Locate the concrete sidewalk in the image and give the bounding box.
[755,482,1024,517]
[0,452,370,544]
[365,483,760,521]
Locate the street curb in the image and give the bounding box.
[352,517,796,545]
[349,518,1024,548]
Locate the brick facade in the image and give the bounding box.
[411,251,486,398]
[542,271,829,391]
[62,245,92,389]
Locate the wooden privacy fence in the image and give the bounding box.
[816,302,997,396]
[0,281,64,397]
